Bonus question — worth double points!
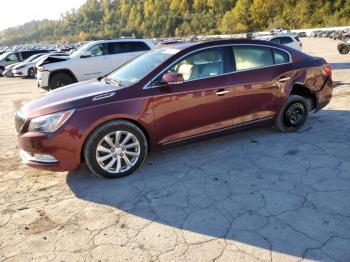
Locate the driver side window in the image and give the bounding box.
[88,44,107,57]
[167,48,224,81]
[6,53,18,61]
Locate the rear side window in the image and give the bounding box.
[21,51,34,60]
[270,38,281,44]
[279,37,294,44]
[233,46,273,71]
[21,50,47,59]
[108,42,150,54]
[273,49,290,64]
[129,42,151,52]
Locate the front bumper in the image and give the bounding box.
[37,70,50,88]
[3,69,13,77]
[17,128,82,172]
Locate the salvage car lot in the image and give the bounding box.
[0,38,350,261]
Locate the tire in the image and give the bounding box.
[83,120,148,179]
[338,44,349,55]
[49,72,74,90]
[275,95,309,133]
[27,67,35,78]
[0,67,4,77]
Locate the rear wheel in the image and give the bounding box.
[0,67,4,76]
[84,120,148,179]
[49,72,74,90]
[276,95,309,133]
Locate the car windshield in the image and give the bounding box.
[105,47,180,87]
[32,54,47,62]
[24,54,42,62]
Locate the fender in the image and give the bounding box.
[77,114,153,165]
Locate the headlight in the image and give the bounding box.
[28,109,75,133]
[15,65,26,70]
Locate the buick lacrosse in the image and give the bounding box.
[16,39,333,178]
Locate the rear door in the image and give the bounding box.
[228,45,293,123]
[150,47,234,144]
[108,41,151,71]
[78,43,112,81]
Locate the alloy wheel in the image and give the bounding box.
[95,131,141,174]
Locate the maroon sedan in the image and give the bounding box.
[16,39,333,178]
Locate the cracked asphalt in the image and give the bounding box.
[0,38,350,262]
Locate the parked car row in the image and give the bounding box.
[310,29,350,41]
[255,34,302,51]
[1,51,69,78]
[36,39,155,90]
[0,49,54,76]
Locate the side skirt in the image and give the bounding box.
[160,116,275,148]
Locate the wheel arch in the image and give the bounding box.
[49,69,78,83]
[79,117,151,165]
[289,82,317,111]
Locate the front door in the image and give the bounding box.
[78,43,112,81]
[150,47,234,144]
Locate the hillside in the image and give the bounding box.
[1,0,350,45]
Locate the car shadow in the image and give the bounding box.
[67,109,350,261]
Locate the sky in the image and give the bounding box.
[0,0,86,31]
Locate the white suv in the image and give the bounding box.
[36,39,156,90]
[256,34,302,51]
[267,35,302,50]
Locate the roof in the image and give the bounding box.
[161,38,293,52]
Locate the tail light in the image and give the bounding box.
[322,64,332,78]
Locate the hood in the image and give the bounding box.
[37,55,70,66]
[21,80,118,119]
[5,62,20,70]
[13,61,30,69]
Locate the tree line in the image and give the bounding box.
[1,0,350,45]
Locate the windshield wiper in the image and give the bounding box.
[110,79,123,87]
[100,77,123,87]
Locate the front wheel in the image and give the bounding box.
[83,120,148,179]
[49,72,74,90]
[275,95,309,133]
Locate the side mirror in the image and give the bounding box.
[155,72,184,87]
[80,50,92,58]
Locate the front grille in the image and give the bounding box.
[15,112,26,133]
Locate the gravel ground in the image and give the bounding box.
[0,38,349,262]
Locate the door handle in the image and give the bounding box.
[215,90,230,96]
[278,77,291,83]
